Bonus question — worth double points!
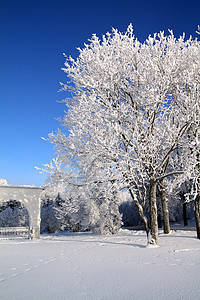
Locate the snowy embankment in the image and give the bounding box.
[0,228,200,300]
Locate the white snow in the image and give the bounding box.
[0,228,200,300]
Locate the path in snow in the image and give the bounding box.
[0,229,200,299]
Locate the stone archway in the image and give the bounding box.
[0,186,43,239]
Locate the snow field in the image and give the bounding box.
[0,229,200,300]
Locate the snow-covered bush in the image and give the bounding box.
[0,201,29,227]
[80,192,122,235]
[41,180,122,235]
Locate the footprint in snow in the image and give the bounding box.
[25,268,32,272]
[33,264,40,268]
[11,273,20,277]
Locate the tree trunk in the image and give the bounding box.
[149,178,158,245]
[129,188,149,237]
[195,193,200,239]
[157,199,162,228]
[160,179,170,234]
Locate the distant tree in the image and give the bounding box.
[0,179,8,186]
[41,174,122,235]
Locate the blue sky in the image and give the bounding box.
[0,0,199,186]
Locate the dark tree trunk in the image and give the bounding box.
[183,202,188,226]
[195,193,200,239]
[149,178,158,245]
[159,179,170,234]
[129,188,149,237]
[157,199,162,228]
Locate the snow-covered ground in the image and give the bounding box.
[0,228,200,300]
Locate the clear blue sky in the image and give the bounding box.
[0,0,199,186]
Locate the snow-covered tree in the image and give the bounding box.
[41,170,122,235]
[44,25,200,244]
[186,121,200,238]
[0,179,8,186]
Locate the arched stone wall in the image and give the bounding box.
[0,186,43,239]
